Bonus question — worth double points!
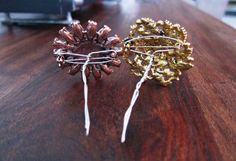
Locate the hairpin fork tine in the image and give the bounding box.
[82,53,92,135]
[121,53,154,142]
[121,18,193,142]
[81,50,122,135]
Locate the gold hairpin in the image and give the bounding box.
[121,18,194,142]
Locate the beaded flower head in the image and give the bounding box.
[53,18,194,142]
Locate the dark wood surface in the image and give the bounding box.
[0,0,236,161]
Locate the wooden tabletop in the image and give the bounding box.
[0,0,236,161]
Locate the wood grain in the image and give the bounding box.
[0,0,235,161]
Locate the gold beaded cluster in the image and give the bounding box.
[123,18,194,86]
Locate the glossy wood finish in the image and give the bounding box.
[0,0,236,161]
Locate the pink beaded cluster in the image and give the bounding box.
[53,20,122,80]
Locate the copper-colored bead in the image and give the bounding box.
[85,66,91,77]
[59,27,76,43]
[87,20,98,39]
[92,65,102,80]
[106,35,121,48]
[101,64,113,75]
[98,25,111,41]
[53,38,74,50]
[71,21,84,39]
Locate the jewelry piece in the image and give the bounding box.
[52,18,193,142]
[53,20,122,135]
[53,20,122,78]
[121,18,193,142]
